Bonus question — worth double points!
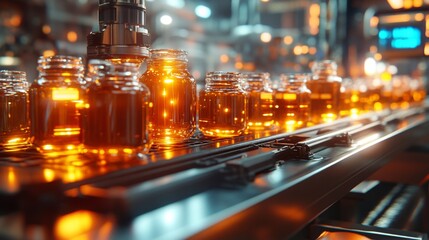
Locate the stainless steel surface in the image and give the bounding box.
[87,0,150,60]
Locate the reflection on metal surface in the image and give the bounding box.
[317,231,371,240]
[43,168,56,182]
[273,205,307,222]
[54,210,113,240]
[132,194,210,239]
[55,211,94,239]
[7,167,18,192]
[355,133,382,146]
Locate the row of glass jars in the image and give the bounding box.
[0,50,426,160]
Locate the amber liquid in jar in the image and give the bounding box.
[410,77,426,105]
[274,74,311,131]
[30,56,84,153]
[83,61,150,160]
[339,78,366,117]
[0,70,30,150]
[199,72,247,137]
[241,72,274,130]
[366,78,383,111]
[141,49,196,144]
[308,60,342,124]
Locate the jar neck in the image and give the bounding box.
[147,60,188,71]
[280,74,308,90]
[88,60,140,83]
[0,70,28,89]
[205,72,242,91]
[147,49,188,71]
[312,60,338,77]
[37,55,84,80]
[241,72,271,91]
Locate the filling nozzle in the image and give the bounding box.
[87,0,151,61]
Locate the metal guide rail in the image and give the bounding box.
[1,104,429,239]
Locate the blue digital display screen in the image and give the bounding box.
[378,26,422,49]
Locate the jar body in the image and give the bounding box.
[274,74,311,131]
[308,60,342,124]
[199,72,247,137]
[83,61,150,160]
[0,71,30,150]
[30,56,84,153]
[140,49,196,144]
[241,72,274,130]
[339,78,369,117]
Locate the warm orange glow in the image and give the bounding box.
[66,145,75,150]
[164,78,173,84]
[424,43,429,55]
[7,168,18,192]
[108,149,119,155]
[301,45,309,54]
[370,16,379,28]
[43,144,54,151]
[235,62,243,69]
[403,0,413,9]
[414,0,423,7]
[164,149,174,159]
[415,13,424,21]
[374,53,382,61]
[387,0,404,9]
[67,31,78,43]
[317,232,371,240]
[309,3,320,35]
[5,14,22,27]
[293,45,303,55]
[309,3,320,16]
[43,50,55,58]
[53,128,80,136]
[321,113,337,123]
[55,211,94,239]
[42,25,51,34]
[283,36,294,45]
[273,206,307,221]
[62,164,84,182]
[43,169,56,182]
[351,94,359,103]
[52,88,79,101]
[380,72,392,82]
[283,93,297,100]
[309,47,317,55]
[426,15,429,37]
[380,14,411,24]
[374,102,383,111]
[7,137,22,144]
[220,54,229,63]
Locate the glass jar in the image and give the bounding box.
[140,49,196,144]
[410,77,426,105]
[340,78,370,117]
[30,55,84,154]
[307,60,342,124]
[366,77,384,111]
[274,74,311,131]
[199,71,247,137]
[82,60,150,161]
[0,70,30,150]
[241,72,274,130]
